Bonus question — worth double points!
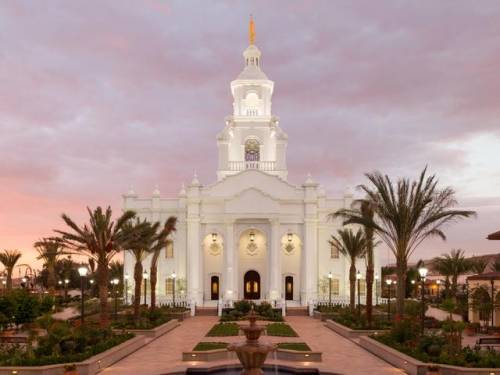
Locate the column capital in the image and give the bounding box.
[224,218,235,225]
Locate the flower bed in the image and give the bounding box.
[266,323,298,337]
[0,322,134,367]
[220,300,283,322]
[111,306,176,330]
[206,323,239,337]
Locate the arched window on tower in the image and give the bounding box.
[245,139,260,162]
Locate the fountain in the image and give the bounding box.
[227,307,276,375]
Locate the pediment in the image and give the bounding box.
[225,187,280,214]
[204,169,302,200]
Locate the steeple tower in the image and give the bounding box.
[216,17,288,181]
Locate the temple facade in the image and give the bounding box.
[123,19,381,307]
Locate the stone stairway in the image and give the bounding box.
[286,306,309,316]
[195,306,218,316]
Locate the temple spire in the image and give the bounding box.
[249,15,256,45]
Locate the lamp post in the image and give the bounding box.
[171,271,177,306]
[142,271,148,306]
[356,271,362,317]
[411,279,416,297]
[436,279,441,301]
[328,272,333,306]
[124,274,129,305]
[77,266,88,324]
[385,279,392,321]
[418,267,428,334]
[375,273,379,306]
[111,278,119,319]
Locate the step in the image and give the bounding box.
[195,307,218,316]
[286,307,309,316]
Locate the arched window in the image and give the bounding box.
[245,139,260,162]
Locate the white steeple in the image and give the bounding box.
[216,17,288,181]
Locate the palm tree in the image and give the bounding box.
[0,249,22,290]
[491,259,500,272]
[470,258,489,275]
[433,249,471,299]
[34,238,66,296]
[346,168,475,317]
[331,200,377,325]
[150,217,177,310]
[329,228,366,311]
[56,206,136,327]
[121,218,160,321]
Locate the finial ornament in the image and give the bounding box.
[249,15,256,45]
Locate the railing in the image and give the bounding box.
[228,161,276,171]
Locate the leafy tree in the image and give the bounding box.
[34,238,66,296]
[329,228,366,311]
[150,217,177,309]
[11,290,40,326]
[331,200,377,326]
[346,168,475,317]
[0,250,22,290]
[56,206,136,327]
[433,249,472,299]
[470,258,489,275]
[491,259,500,272]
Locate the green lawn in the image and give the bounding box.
[266,323,298,337]
[193,342,228,351]
[277,342,311,351]
[206,322,240,337]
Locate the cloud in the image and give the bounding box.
[0,0,499,265]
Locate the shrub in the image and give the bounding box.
[39,295,55,314]
[220,301,283,322]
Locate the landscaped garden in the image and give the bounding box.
[206,322,239,337]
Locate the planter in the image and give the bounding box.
[0,335,146,375]
[464,327,476,337]
[182,348,322,362]
[112,319,180,339]
[325,319,389,340]
[359,336,500,375]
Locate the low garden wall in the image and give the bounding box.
[0,335,146,375]
[113,319,180,339]
[325,319,389,339]
[182,348,321,362]
[359,336,500,375]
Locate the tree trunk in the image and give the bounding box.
[47,263,56,296]
[133,261,143,322]
[396,259,407,318]
[451,275,458,301]
[6,268,13,291]
[366,266,374,327]
[97,263,109,328]
[349,264,356,312]
[150,265,157,310]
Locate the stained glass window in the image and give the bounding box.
[245,139,260,161]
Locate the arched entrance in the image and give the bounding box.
[211,276,220,300]
[285,276,293,300]
[244,270,260,300]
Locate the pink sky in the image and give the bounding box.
[1,1,499,268]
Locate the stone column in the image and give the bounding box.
[187,174,203,306]
[269,218,281,300]
[224,219,236,300]
[302,175,319,306]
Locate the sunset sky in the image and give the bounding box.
[1,1,499,268]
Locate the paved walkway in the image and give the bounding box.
[102,315,403,375]
[426,306,462,322]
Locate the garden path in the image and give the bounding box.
[102,315,404,375]
[426,306,462,321]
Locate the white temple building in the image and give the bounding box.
[123,19,381,307]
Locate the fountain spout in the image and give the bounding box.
[227,306,276,375]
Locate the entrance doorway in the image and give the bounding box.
[211,276,220,300]
[243,270,260,300]
[285,276,293,300]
